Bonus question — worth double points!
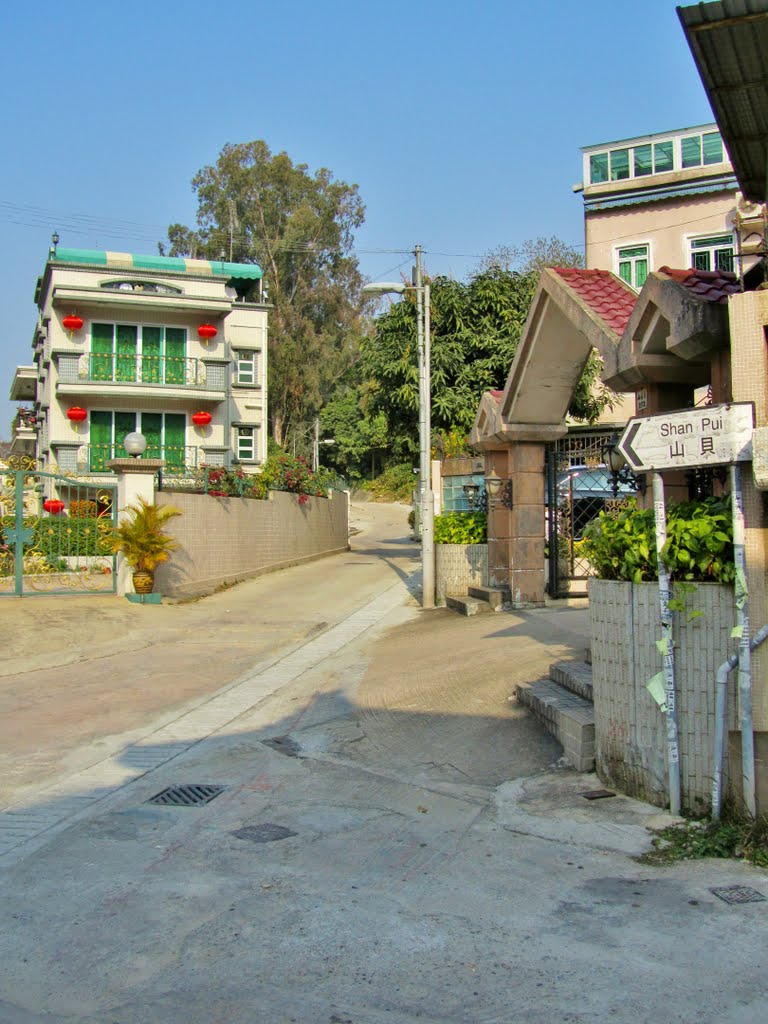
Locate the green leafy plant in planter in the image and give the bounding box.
[580,496,734,584]
[434,511,487,545]
[109,498,182,594]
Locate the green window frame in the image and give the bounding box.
[88,411,187,471]
[689,235,734,273]
[617,245,649,291]
[235,350,257,385]
[236,426,256,462]
[89,323,187,384]
[588,131,723,185]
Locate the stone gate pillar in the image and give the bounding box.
[106,457,164,596]
[486,442,546,607]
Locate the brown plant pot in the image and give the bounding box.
[132,570,154,595]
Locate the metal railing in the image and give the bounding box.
[79,445,206,474]
[83,353,208,388]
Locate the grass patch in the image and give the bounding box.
[639,809,768,868]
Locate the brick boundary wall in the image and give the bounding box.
[154,489,349,597]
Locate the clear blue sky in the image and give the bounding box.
[1,0,715,433]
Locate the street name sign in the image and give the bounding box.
[616,402,754,472]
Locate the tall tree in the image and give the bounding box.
[361,239,616,461]
[162,141,366,444]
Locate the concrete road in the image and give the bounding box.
[0,502,766,1023]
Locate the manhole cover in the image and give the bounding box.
[231,824,298,844]
[147,784,226,807]
[710,885,766,904]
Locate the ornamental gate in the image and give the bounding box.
[545,429,636,599]
[0,456,117,597]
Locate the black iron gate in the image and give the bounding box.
[546,429,636,599]
[0,456,117,596]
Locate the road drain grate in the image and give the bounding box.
[710,885,766,904]
[231,824,298,844]
[147,784,226,807]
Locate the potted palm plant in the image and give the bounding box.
[110,498,182,594]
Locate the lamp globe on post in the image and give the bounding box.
[123,432,148,459]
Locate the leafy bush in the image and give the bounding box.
[580,497,734,584]
[363,463,416,502]
[434,511,487,544]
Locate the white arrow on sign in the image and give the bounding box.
[616,402,754,472]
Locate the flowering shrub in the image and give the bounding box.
[259,452,326,502]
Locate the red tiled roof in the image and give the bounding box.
[489,389,503,403]
[658,266,741,304]
[552,267,637,335]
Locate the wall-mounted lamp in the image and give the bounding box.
[485,472,513,509]
[601,438,646,497]
[123,431,148,459]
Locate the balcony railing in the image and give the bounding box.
[80,444,207,474]
[13,408,39,431]
[79,353,209,388]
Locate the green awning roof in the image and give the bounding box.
[53,247,263,280]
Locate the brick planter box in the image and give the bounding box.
[589,578,736,811]
[435,543,488,606]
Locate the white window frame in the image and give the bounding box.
[234,349,258,386]
[686,233,735,273]
[614,242,651,292]
[585,128,727,186]
[236,425,257,462]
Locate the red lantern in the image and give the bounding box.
[43,499,65,515]
[67,406,87,433]
[192,410,212,427]
[197,323,218,342]
[63,314,84,336]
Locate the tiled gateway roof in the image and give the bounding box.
[658,266,741,304]
[552,267,637,335]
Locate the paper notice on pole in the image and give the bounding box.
[646,672,668,711]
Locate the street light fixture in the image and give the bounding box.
[363,246,434,608]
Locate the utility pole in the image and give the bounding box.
[313,417,320,472]
[414,245,435,608]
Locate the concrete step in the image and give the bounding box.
[549,660,594,702]
[445,595,492,616]
[516,678,595,772]
[468,585,510,610]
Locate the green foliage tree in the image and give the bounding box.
[162,140,367,445]
[360,238,617,461]
[318,384,389,480]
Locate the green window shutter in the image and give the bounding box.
[590,153,609,184]
[114,412,136,457]
[692,251,711,271]
[142,326,162,384]
[164,413,186,469]
[654,141,673,173]
[90,411,112,472]
[116,325,137,382]
[92,323,114,381]
[141,413,163,460]
[165,328,186,385]
[635,260,648,288]
[682,136,702,168]
[618,262,632,285]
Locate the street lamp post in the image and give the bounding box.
[362,245,435,608]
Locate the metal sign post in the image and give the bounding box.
[652,471,681,817]
[730,464,755,817]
